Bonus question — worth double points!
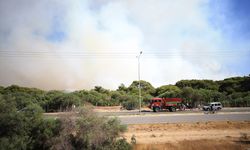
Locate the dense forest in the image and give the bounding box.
[0,75,250,112]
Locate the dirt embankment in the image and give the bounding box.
[123,121,250,150]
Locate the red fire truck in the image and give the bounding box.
[148,97,183,112]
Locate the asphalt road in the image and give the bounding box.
[117,112,250,124]
[98,107,250,116]
[44,107,250,125]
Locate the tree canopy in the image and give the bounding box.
[0,75,249,111]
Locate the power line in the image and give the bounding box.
[0,50,248,59]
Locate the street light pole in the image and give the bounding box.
[137,51,142,114]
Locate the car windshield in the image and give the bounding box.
[151,100,161,103]
[150,100,155,103]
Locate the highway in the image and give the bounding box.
[44,107,250,125]
[98,107,250,116]
[117,112,250,124]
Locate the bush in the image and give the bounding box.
[46,93,80,112]
[121,95,139,110]
[52,106,131,150]
[0,95,61,150]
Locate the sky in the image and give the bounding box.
[0,0,249,90]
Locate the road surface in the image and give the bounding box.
[117,112,250,124]
[44,107,250,125]
[97,107,250,116]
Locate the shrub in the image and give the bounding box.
[52,106,132,150]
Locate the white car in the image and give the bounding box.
[203,102,223,111]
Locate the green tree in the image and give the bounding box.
[0,94,60,149]
[117,83,128,93]
[128,80,155,96]
[156,85,181,98]
[121,95,139,110]
[176,80,218,90]
[0,86,4,94]
[47,93,80,112]
[181,87,194,104]
[218,76,250,94]
[94,86,110,94]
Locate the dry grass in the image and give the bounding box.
[127,121,250,132]
[133,139,249,150]
[123,121,250,150]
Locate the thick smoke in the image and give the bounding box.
[0,0,247,90]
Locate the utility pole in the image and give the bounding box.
[137,51,143,114]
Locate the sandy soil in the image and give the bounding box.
[123,121,250,150]
[93,106,123,112]
[44,107,250,149]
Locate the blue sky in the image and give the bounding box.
[208,0,250,74]
[208,0,250,41]
[0,0,249,90]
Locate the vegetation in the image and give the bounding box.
[0,94,60,149]
[0,94,131,150]
[0,75,249,112]
[0,75,249,149]
[50,107,130,150]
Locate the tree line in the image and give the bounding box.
[0,75,249,112]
